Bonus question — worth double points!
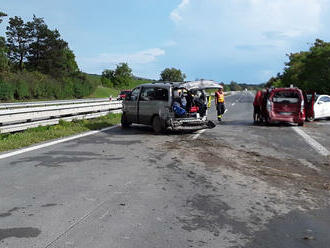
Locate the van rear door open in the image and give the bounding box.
[272,90,301,116]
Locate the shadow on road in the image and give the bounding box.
[102,124,198,136]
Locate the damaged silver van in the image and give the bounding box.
[121,80,221,133]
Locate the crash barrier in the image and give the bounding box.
[0,99,122,134]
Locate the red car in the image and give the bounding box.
[117,90,131,100]
[256,88,306,126]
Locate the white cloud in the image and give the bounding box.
[79,48,165,74]
[170,0,324,42]
[162,40,177,47]
[170,0,190,22]
[167,0,329,82]
[84,48,165,66]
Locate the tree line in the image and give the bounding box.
[100,65,187,89]
[0,12,96,101]
[266,39,330,94]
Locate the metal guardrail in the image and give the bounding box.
[0,99,122,134]
[0,98,111,109]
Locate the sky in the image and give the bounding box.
[1,0,330,84]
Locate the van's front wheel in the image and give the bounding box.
[152,116,163,134]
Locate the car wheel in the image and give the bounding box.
[121,113,131,128]
[306,116,315,122]
[152,116,163,134]
[298,122,304,126]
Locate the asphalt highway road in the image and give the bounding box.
[1,91,330,248]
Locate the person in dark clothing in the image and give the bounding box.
[253,90,263,122]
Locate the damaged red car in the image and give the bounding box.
[255,87,306,126]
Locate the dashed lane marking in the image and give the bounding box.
[291,126,330,156]
[0,125,120,160]
[192,129,206,140]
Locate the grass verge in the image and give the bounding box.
[0,113,121,152]
[89,86,119,98]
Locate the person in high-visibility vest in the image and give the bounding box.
[215,87,225,121]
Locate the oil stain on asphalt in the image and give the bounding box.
[0,227,41,241]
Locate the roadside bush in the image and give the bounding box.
[0,70,97,101]
[0,80,14,100]
[101,76,113,88]
[14,80,30,99]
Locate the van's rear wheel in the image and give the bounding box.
[121,113,131,128]
[298,122,304,126]
[152,116,163,134]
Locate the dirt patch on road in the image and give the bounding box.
[163,137,330,205]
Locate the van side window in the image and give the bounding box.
[140,88,155,101]
[140,87,168,101]
[130,87,140,101]
[153,88,168,101]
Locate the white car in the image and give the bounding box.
[311,95,330,120]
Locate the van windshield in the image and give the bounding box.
[272,91,300,104]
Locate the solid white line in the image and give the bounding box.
[291,126,330,156]
[316,122,330,125]
[0,125,120,160]
[192,129,206,140]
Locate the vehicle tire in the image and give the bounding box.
[152,116,163,134]
[121,113,131,128]
[306,116,315,122]
[298,122,304,126]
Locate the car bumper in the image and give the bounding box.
[269,112,305,124]
[166,117,215,130]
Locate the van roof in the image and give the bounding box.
[137,81,183,88]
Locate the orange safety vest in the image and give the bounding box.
[215,91,225,103]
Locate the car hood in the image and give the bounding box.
[181,80,223,90]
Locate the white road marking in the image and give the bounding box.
[231,103,236,106]
[0,125,120,160]
[316,122,330,125]
[291,126,330,156]
[192,129,206,140]
[298,159,321,172]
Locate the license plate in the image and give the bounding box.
[279,112,292,116]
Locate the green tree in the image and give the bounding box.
[160,67,186,82]
[229,81,242,91]
[269,39,330,94]
[102,63,133,88]
[101,69,114,87]
[0,36,9,72]
[25,15,49,71]
[6,16,31,71]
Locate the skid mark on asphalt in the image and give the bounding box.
[291,127,330,156]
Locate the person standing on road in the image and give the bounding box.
[253,90,263,123]
[215,87,225,121]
